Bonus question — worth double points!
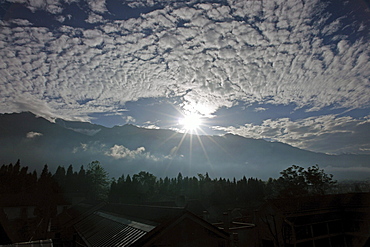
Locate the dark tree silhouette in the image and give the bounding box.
[274,164,336,198]
[86,161,110,201]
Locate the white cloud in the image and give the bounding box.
[213,115,370,155]
[9,19,33,26]
[105,144,168,162]
[72,142,91,153]
[86,0,107,13]
[55,15,65,23]
[6,0,107,14]
[68,128,101,136]
[0,0,369,125]
[26,131,43,138]
[12,96,60,122]
[85,12,105,24]
[82,29,104,47]
[123,115,136,124]
[23,0,63,14]
[141,121,160,129]
[254,107,267,112]
[81,143,88,151]
[146,125,160,129]
[106,145,146,159]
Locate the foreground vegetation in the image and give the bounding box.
[1,160,368,244]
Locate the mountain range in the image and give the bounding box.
[0,112,369,180]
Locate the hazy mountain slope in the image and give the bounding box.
[0,112,91,167]
[0,112,369,180]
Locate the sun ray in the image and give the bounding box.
[189,133,193,168]
[195,133,213,172]
[149,102,234,177]
[162,129,189,175]
[196,125,233,161]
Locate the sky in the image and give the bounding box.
[0,0,369,156]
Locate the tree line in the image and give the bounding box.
[1,160,337,208]
[0,160,109,202]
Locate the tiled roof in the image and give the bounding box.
[102,203,185,224]
[130,210,230,247]
[74,211,155,247]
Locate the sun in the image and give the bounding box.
[178,113,202,132]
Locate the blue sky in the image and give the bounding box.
[0,0,369,156]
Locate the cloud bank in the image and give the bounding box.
[213,115,370,154]
[1,0,368,118]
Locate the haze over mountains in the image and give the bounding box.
[1,112,369,180]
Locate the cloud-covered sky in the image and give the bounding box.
[1,0,369,155]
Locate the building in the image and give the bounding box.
[255,193,370,247]
[213,210,257,247]
[54,202,231,247]
[0,193,69,245]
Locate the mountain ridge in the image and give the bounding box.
[0,112,369,180]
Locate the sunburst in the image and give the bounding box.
[154,103,230,177]
[178,112,202,133]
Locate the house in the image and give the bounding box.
[255,193,370,247]
[122,210,230,247]
[54,202,231,247]
[0,193,69,245]
[212,210,257,247]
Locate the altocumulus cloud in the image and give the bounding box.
[0,0,369,121]
[4,0,104,14]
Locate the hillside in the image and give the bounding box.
[0,112,369,180]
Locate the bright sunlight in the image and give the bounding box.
[178,113,202,132]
